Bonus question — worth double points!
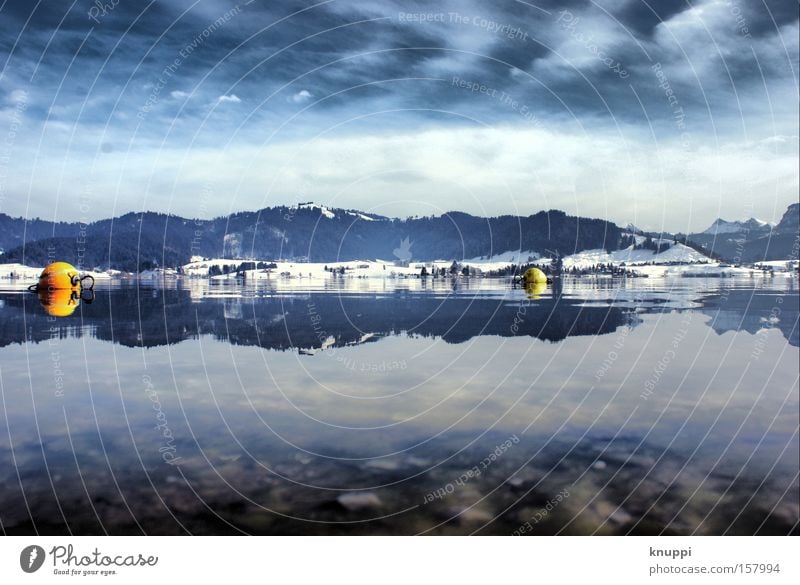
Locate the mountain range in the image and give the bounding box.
[0,202,796,272]
[0,204,619,272]
[683,203,798,263]
[701,217,773,236]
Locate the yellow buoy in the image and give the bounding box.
[37,287,80,317]
[38,261,82,290]
[522,267,548,285]
[28,262,95,317]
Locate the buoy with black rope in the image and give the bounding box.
[27,262,95,317]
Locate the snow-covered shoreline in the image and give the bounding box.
[2,246,796,286]
[0,263,118,283]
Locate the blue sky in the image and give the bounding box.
[0,0,797,232]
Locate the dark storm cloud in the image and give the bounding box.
[732,0,799,37]
[0,0,796,225]
[612,0,691,37]
[2,0,796,130]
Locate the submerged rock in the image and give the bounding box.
[337,492,382,511]
[364,458,401,471]
[609,508,633,525]
[452,506,494,524]
[406,456,430,467]
[294,453,313,465]
[595,500,633,525]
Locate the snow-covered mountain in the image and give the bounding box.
[295,202,385,222]
[687,204,797,262]
[624,222,644,234]
[701,217,773,235]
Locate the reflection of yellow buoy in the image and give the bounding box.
[37,287,80,317]
[38,261,82,290]
[525,280,547,299]
[522,267,549,285]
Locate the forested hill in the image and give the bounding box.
[0,204,620,271]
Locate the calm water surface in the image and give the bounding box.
[0,276,797,535]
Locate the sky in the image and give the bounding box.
[0,0,797,233]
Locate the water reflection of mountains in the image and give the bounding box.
[701,288,799,348]
[2,286,795,351]
[0,287,640,351]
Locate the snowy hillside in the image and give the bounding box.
[295,202,382,221]
[562,243,710,269]
[180,243,716,282]
[296,202,336,219]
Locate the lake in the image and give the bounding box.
[0,276,797,535]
